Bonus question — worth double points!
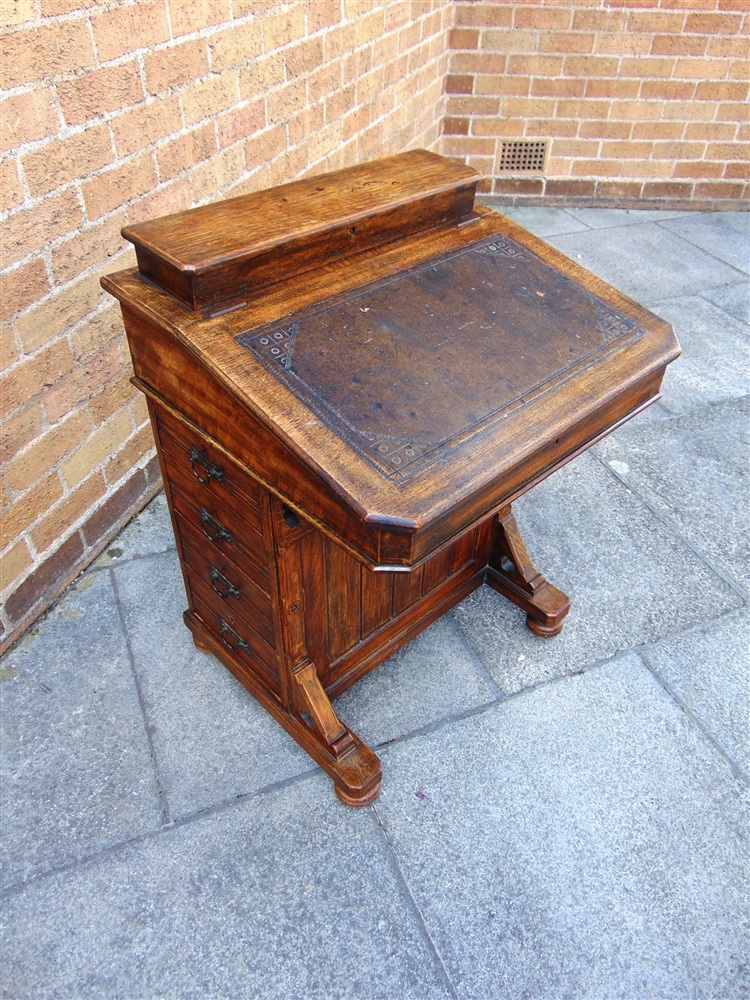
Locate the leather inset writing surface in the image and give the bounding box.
[238,233,644,480]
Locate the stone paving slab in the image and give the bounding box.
[644,609,749,779]
[563,207,692,229]
[453,451,743,696]
[0,775,451,1000]
[0,571,162,892]
[94,491,174,568]
[548,221,742,302]
[112,550,312,822]
[699,280,750,325]
[334,615,499,748]
[661,211,750,275]
[597,398,749,592]
[484,204,589,237]
[643,296,750,415]
[375,655,750,1000]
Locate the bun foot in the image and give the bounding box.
[335,780,381,808]
[526,614,565,638]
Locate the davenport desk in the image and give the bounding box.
[102,151,680,807]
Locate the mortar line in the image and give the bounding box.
[109,565,170,828]
[653,222,750,282]
[593,452,749,604]
[636,647,749,787]
[369,805,458,1000]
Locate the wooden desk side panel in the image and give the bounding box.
[121,305,381,564]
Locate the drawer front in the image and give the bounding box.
[170,485,270,581]
[179,528,275,649]
[155,407,263,533]
[192,592,281,698]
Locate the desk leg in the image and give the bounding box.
[486,506,570,637]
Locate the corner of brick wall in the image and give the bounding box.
[442,0,749,210]
[0,0,453,655]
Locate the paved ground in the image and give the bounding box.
[1,208,748,1000]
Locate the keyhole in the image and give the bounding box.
[282,505,300,529]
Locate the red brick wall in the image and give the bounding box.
[445,0,749,207]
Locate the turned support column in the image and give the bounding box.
[486,505,570,638]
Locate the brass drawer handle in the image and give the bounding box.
[189,445,224,485]
[199,507,232,545]
[220,619,250,654]
[210,565,241,600]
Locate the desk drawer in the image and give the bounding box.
[170,485,270,580]
[155,407,263,535]
[191,591,281,698]
[179,527,275,648]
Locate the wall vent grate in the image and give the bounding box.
[498,140,548,173]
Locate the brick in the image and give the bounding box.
[601,141,654,159]
[594,180,644,200]
[685,12,743,34]
[0,402,42,464]
[708,37,749,58]
[0,324,19,372]
[23,125,114,199]
[0,21,95,89]
[0,89,58,154]
[475,76,529,97]
[585,79,639,99]
[89,368,136,427]
[30,472,106,554]
[356,8,385,47]
[0,540,32,593]
[651,34,708,57]
[40,0,97,13]
[580,120,633,141]
[525,118,579,138]
[288,105,325,148]
[564,56,619,77]
[531,79,586,99]
[60,409,132,489]
[544,179,597,197]
[515,7,571,30]
[716,102,750,121]
[572,159,622,178]
[170,0,228,36]
[0,0,34,28]
[572,10,626,32]
[442,117,469,136]
[262,7,306,52]
[642,181,695,198]
[267,79,310,121]
[244,122,288,171]
[4,531,83,624]
[441,136,495,157]
[538,34,595,55]
[611,101,665,120]
[621,57,675,78]
[449,27,480,49]
[1,190,82,268]
[695,181,744,199]
[675,59,732,79]
[551,139,600,157]
[685,122,737,140]
[157,125,216,181]
[82,154,156,221]
[322,22,357,62]
[674,161,725,179]
[0,474,63,544]
[445,74,474,95]
[309,61,344,103]
[595,33,652,56]
[695,81,749,101]
[633,121,685,139]
[57,64,144,127]
[69,303,121,362]
[43,342,121,424]
[555,100,610,120]
[81,467,147,547]
[128,176,192,225]
[285,37,324,78]
[627,11,685,33]
[92,2,169,62]
[309,0,342,33]
[183,72,238,126]
[729,61,750,80]
[208,26,261,76]
[725,161,750,179]
[145,39,209,95]
[15,275,101,355]
[191,145,244,203]
[0,260,50,322]
[707,142,749,160]
[325,86,355,125]
[484,30,538,54]
[104,423,155,487]
[451,52,506,75]
[641,80,695,100]
[492,177,544,196]
[4,410,88,491]
[455,3,511,28]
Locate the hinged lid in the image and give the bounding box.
[121,149,481,311]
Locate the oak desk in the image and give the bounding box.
[102,151,680,806]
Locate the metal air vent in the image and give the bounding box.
[498,140,548,173]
